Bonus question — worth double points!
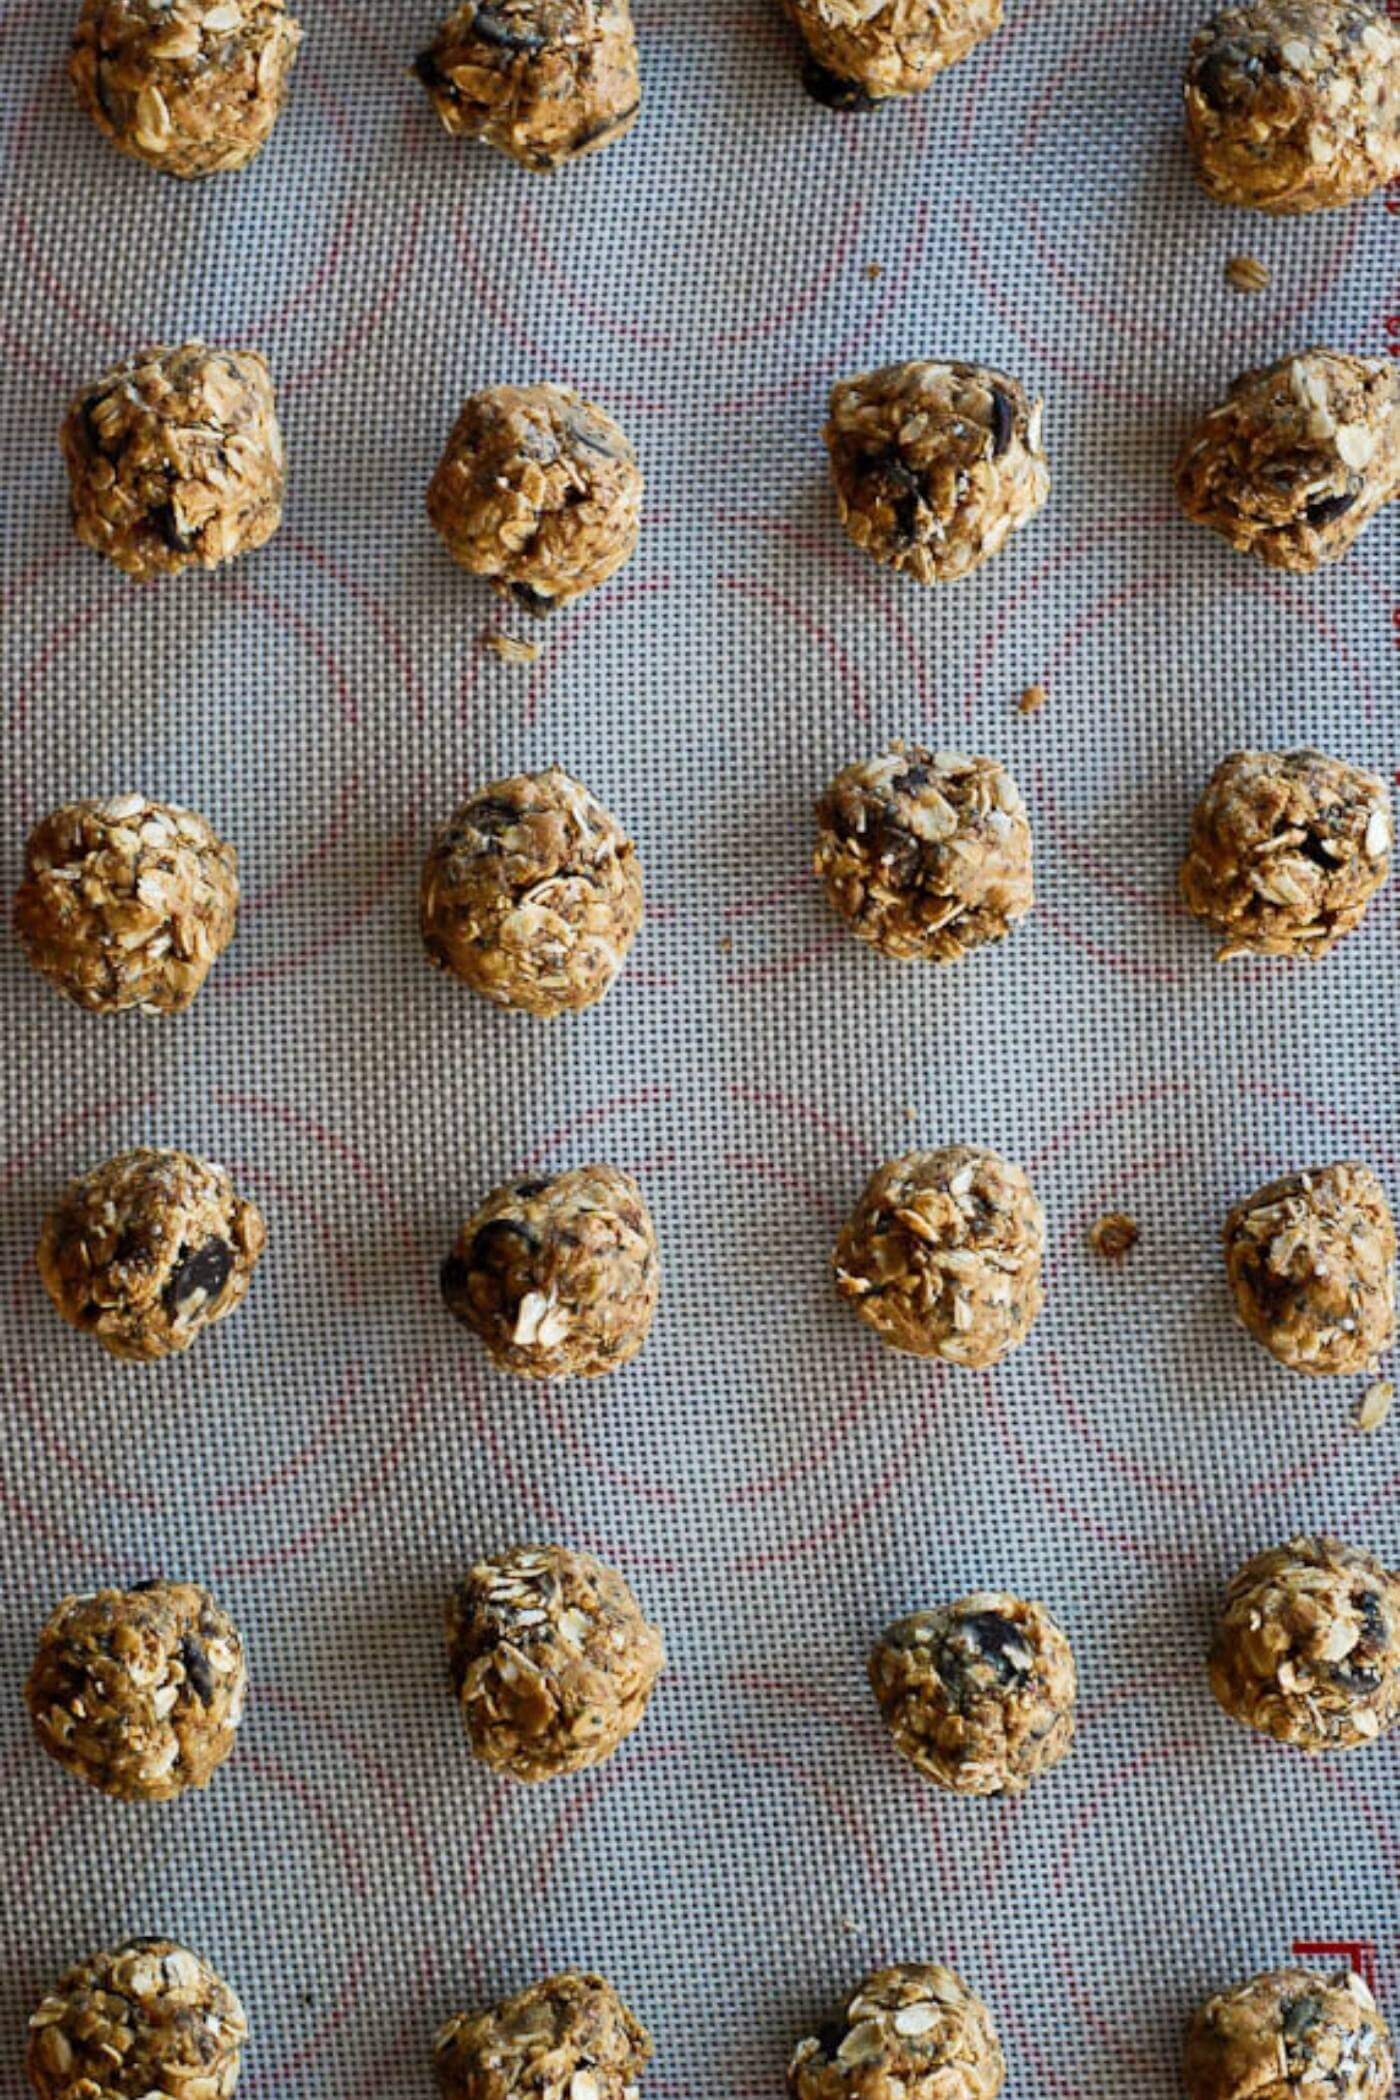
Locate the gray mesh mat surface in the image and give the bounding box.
[0,1,1397,2094]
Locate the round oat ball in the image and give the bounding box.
[1223,1161,1396,1375]
[1209,1534,1400,1752]
[834,1145,1045,1368]
[825,361,1049,583]
[28,1939,247,2100]
[1184,1,1400,214]
[814,744,1033,964]
[420,768,643,1016]
[1184,1966,1392,2100]
[14,794,238,1014]
[789,1965,1005,2100]
[1181,749,1392,959]
[416,0,641,171]
[447,1543,664,1781]
[1175,348,1400,571]
[783,0,1002,106]
[70,0,303,179]
[441,1164,659,1379]
[62,341,284,580]
[435,1973,652,2100]
[869,1592,1077,1797]
[26,1580,247,1801]
[37,1146,266,1362]
[427,381,642,613]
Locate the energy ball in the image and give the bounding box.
[37,1147,266,1362]
[14,794,238,1015]
[416,0,641,171]
[1184,1,1400,213]
[1224,1161,1396,1375]
[420,768,643,1016]
[1180,749,1392,960]
[825,361,1048,584]
[834,1145,1045,1368]
[441,1164,659,1379]
[814,744,1033,964]
[447,1542,664,1781]
[1184,1967,1392,2100]
[28,1940,247,2100]
[1209,1534,1400,1751]
[427,382,642,613]
[26,1580,247,1800]
[869,1592,1077,1796]
[1176,348,1400,570]
[62,341,284,580]
[70,0,303,179]
[435,1974,652,2100]
[789,1965,1005,2100]
[783,0,1002,108]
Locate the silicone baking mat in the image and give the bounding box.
[0,2,1397,2094]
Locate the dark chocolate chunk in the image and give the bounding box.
[179,1638,216,1705]
[163,1238,235,1314]
[1193,43,1259,108]
[801,57,879,112]
[150,500,195,555]
[414,48,449,91]
[953,1610,1034,1684]
[471,4,548,54]
[508,580,557,617]
[871,450,925,550]
[988,388,1015,460]
[469,1217,540,1270]
[1304,488,1358,529]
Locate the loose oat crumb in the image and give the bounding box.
[864,260,884,279]
[1354,1379,1395,1434]
[480,629,542,665]
[718,934,733,954]
[1017,682,1047,714]
[1225,253,1272,293]
[1088,1211,1139,1262]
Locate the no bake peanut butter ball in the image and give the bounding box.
[37,1147,266,1362]
[814,745,1033,963]
[1184,1,1400,214]
[789,1966,1006,2100]
[1210,1534,1400,1752]
[834,1145,1045,1367]
[1184,1966,1392,2100]
[28,1940,247,2100]
[1181,749,1391,960]
[1176,349,1400,570]
[428,382,642,612]
[27,1579,247,1800]
[71,0,303,178]
[869,1591,1077,1796]
[62,341,285,580]
[825,360,1048,583]
[784,0,1002,109]
[447,1544,664,1781]
[1223,1161,1396,1376]
[417,0,641,171]
[435,1973,652,2100]
[441,1164,659,1379]
[420,769,643,1016]
[14,795,238,1014]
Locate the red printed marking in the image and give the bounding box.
[1292,1941,1378,1993]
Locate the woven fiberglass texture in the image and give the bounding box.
[1,1,1398,2095]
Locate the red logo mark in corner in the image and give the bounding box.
[1291,1941,1378,1993]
